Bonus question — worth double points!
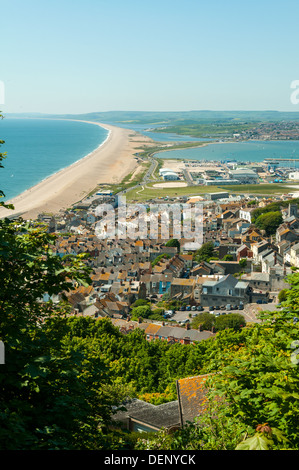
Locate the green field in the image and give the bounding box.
[220,183,297,195]
[124,182,297,202]
[125,184,227,202]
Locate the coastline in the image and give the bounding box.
[0,120,154,220]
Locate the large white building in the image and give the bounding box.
[229,168,259,184]
[159,168,180,181]
[288,171,299,180]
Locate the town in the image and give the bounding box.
[31,157,299,349]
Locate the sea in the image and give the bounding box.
[1,118,299,202]
[153,139,299,168]
[0,118,109,200]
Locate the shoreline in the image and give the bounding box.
[0,119,155,220]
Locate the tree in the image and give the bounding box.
[278,288,289,303]
[165,238,180,251]
[223,254,233,261]
[130,304,152,320]
[0,125,121,449]
[239,258,247,268]
[131,298,150,308]
[254,211,283,236]
[194,242,215,262]
[214,313,246,332]
[191,312,215,331]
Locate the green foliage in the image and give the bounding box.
[130,304,152,320]
[215,313,246,332]
[223,254,233,261]
[151,254,170,267]
[0,221,121,449]
[131,298,150,308]
[194,242,215,263]
[278,288,289,303]
[254,211,283,235]
[165,238,180,251]
[236,424,289,450]
[191,312,215,331]
[239,258,247,268]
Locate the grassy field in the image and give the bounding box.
[125,183,228,202]
[125,182,297,202]
[219,183,297,195]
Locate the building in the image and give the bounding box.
[204,179,239,185]
[239,208,255,223]
[111,399,180,433]
[159,168,180,180]
[162,171,180,181]
[200,274,251,306]
[205,192,229,201]
[229,168,259,184]
[112,373,215,433]
[288,171,299,180]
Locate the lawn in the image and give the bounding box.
[125,182,296,202]
[125,183,228,202]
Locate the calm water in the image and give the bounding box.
[0,118,108,200]
[2,118,299,202]
[154,140,299,168]
[102,122,212,142]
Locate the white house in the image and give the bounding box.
[290,242,299,268]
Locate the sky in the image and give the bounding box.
[1,0,299,114]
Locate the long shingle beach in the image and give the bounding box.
[0,121,153,220]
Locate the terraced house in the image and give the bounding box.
[200,274,251,307]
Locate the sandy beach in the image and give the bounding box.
[0,120,154,220]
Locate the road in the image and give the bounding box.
[170,301,280,325]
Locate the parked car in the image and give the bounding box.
[186,305,191,311]
[226,304,231,310]
[179,306,185,311]
[238,304,244,310]
[209,306,215,311]
[197,305,204,311]
[191,306,197,311]
[220,305,226,310]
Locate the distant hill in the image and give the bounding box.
[6,110,299,125]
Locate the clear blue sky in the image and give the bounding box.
[1,0,299,114]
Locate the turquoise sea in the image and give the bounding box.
[154,140,299,168]
[1,118,299,202]
[0,118,109,200]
